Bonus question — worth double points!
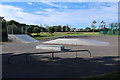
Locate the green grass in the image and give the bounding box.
[99,34,119,37]
[31,32,119,40]
[31,32,99,40]
[89,71,120,79]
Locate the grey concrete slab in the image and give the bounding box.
[36,45,64,51]
[43,38,109,46]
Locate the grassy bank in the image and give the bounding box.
[31,32,99,40]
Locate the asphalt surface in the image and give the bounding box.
[1,35,119,78]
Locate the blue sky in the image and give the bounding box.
[0,2,118,29]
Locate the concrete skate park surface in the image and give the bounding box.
[43,38,109,46]
[2,35,119,78]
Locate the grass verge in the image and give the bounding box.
[31,32,99,40]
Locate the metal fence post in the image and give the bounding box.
[75,51,78,58]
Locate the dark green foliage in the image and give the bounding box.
[48,27,55,34]
[53,25,61,32]
[62,25,70,32]
[8,20,20,27]
[33,27,41,35]
[85,27,92,31]
[62,26,66,32]
[66,24,70,32]
[2,19,8,42]
[40,27,47,32]
[91,20,97,32]
[27,25,34,33]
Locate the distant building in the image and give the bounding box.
[101,27,108,29]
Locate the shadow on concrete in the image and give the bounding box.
[2,52,120,79]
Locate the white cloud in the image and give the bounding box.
[1,0,119,2]
[0,3,118,28]
[41,1,67,8]
[36,8,55,15]
[28,2,32,5]
[44,8,55,12]
[36,11,43,14]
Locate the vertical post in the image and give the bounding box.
[75,51,77,58]
[7,26,8,35]
[12,25,14,41]
[7,26,9,42]
[51,52,54,59]
[21,27,23,34]
[7,26,8,36]
[26,26,27,34]
[0,17,4,80]
[12,25,13,35]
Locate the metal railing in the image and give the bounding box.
[8,49,91,64]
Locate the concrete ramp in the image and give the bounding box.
[43,38,109,46]
[8,34,39,43]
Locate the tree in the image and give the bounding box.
[63,26,66,32]
[100,21,105,29]
[48,27,55,35]
[70,28,76,32]
[44,24,49,29]
[93,20,96,24]
[27,25,33,33]
[101,21,105,24]
[2,19,8,42]
[85,27,91,31]
[91,20,97,32]
[42,27,47,32]
[66,24,70,32]
[62,25,70,32]
[54,25,61,32]
[33,27,41,35]
[11,24,21,34]
[8,20,20,27]
[80,28,83,30]
[40,24,42,27]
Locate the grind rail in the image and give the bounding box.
[8,49,91,64]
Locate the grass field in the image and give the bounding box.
[31,32,99,40]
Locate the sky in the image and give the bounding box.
[0,2,118,29]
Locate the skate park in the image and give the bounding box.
[0,3,119,78]
[2,23,119,78]
[2,33,119,78]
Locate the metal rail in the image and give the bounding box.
[8,49,91,64]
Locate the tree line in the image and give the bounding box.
[2,19,101,41]
[2,19,72,35]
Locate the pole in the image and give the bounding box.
[21,27,23,34]
[26,26,27,34]
[7,26,9,42]
[12,25,14,41]
[7,26,8,35]
[12,26,13,35]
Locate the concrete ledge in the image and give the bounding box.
[36,45,64,51]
